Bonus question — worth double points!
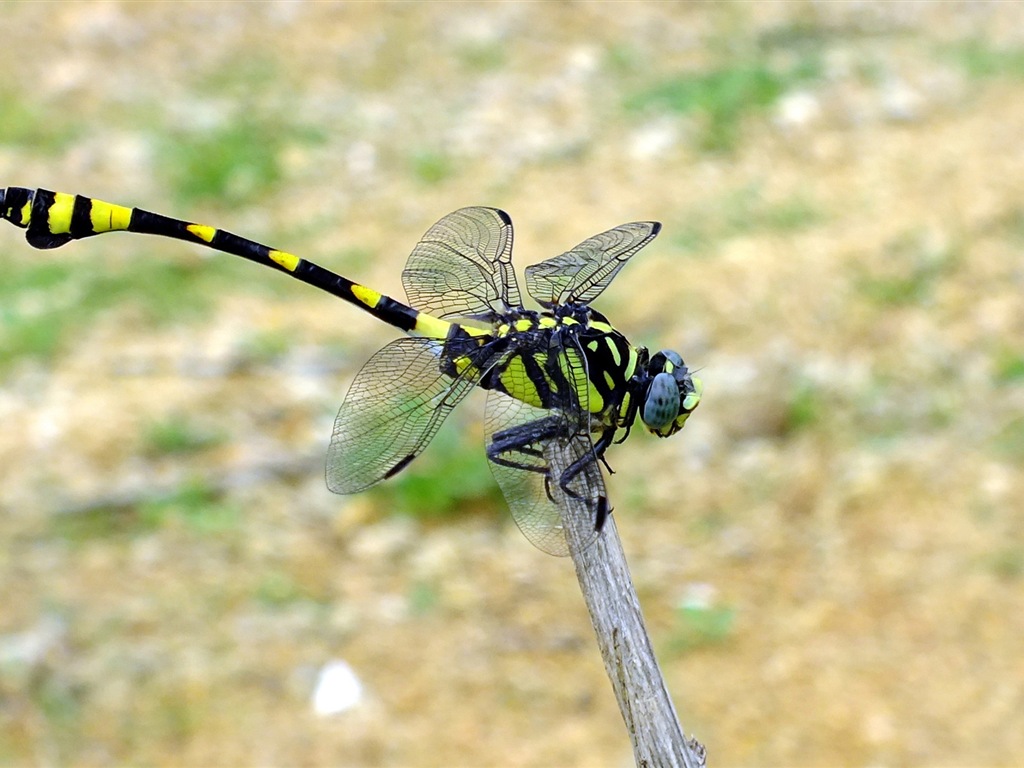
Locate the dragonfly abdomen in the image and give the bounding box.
[0,186,455,341]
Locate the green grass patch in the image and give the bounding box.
[670,185,824,255]
[457,44,506,72]
[408,580,441,616]
[139,478,241,535]
[409,150,456,185]
[720,185,824,235]
[373,422,503,521]
[0,250,239,369]
[254,569,318,607]
[50,504,145,542]
[0,90,82,153]
[236,328,293,367]
[785,380,826,434]
[160,118,325,207]
[993,347,1024,385]
[605,44,641,77]
[855,230,961,307]
[945,38,1024,80]
[667,598,736,654]
[52,478,239,541]
[191,52,283,97]
[988,547,1024,581]
[755,194,823,231]
[0,260,81,362]
[35,676,83,740]
[991,416,1024,463]
[1006,209,1024,243]
[142,417,225,457]
[624,50,822,152]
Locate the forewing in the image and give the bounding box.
[327,336,483,493]
[525,221,660,307]
[402,207,521,322]
[484,391,604,556]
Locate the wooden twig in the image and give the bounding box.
[567,513,707,768]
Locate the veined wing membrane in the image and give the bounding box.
[484,336,603,556]
[484,390,604,556]
[524,221,660,308]
[402,207,520,323]
[327,336,491,493]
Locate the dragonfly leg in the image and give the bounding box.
[553,428,615,530]
[557,428,614,491]
[486,414,563,475]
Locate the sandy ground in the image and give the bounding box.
[1,3,1022,766]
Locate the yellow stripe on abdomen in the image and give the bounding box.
[91,199,133,233]
[47,192,77,234]
[269,249,300,272]
[412,313,452,340]
[186,224,217,243]
[351,283,382,309]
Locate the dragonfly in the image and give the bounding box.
[0,187,702,556]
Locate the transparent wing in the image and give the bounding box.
[484,391,605,556]
[402,207,521,322]
[483,340,604,556]
[525,221,660,308]
[327,336,487,493]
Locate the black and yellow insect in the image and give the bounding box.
[0,186,701,555]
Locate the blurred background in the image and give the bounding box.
[1,2,1022,765]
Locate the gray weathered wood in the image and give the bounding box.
[566,513,707,768]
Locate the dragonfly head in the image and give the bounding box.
[640,350,702,438]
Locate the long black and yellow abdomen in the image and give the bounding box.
[0,186,455,340]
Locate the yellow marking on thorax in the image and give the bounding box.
[619,391,633,421]
[559,348,603,414]
[18,200,31,226]
[625,346,638,378]
[187,224,217,243]
[451,355,475,376]
[500,355,543,408]
[48,192,77,234]
[585,378,604,414]
[607,339,622,367]
[538,316,557,329]
[90,200,132,233]
[269,249,300,272]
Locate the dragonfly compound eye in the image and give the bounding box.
[642,372,680,432]
[643,349,702,437]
